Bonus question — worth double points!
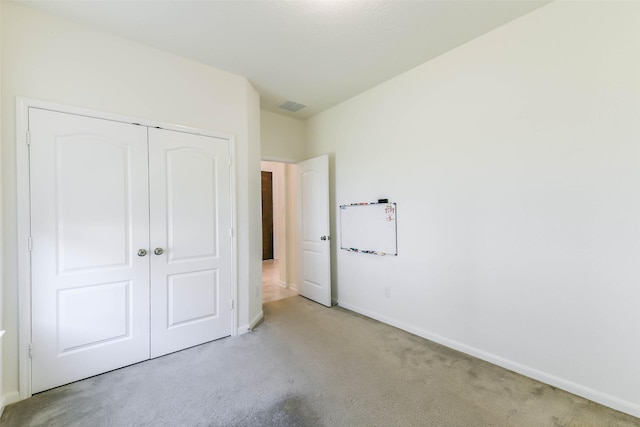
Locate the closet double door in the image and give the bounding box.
[29,108,233,393]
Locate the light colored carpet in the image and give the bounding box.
[1,296,638,426]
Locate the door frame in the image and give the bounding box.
[16,98,239,400]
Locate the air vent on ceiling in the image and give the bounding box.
[278,100,306,112]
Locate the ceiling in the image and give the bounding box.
[18,0,550,119]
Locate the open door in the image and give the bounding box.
[261,171,274,260]
[297,155,331,306]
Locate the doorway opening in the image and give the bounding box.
[261,161,298,303]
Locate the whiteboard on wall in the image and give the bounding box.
[339,202,397,256]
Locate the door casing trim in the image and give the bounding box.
[16,97,239,400]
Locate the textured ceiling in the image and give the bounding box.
[18,0,550,119]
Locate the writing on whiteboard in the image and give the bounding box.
[339,202,397,256]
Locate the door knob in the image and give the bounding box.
[154,248,164,255]
[137,249,148,257]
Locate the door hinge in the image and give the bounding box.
[229,227,234,238]
[29,343,33,358]
[26,131,31,146]
[228,156,232,166]
[230,299,234,310]
[28,236,33,251]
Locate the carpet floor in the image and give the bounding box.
[1,296,638,426]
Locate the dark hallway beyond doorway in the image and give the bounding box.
[261,170,274,260]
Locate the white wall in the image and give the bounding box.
[1,2,262,405]
[245,84,263,330]
[306,1,640,418]
[261,110,306,163]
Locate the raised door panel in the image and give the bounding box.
[165,147,218,261]
[30,108,150,393]
[148,128,232,357]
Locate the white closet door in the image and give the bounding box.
[148,128,232,357]
[30,109,150,393]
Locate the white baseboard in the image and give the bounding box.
[238,310,264,334]
[1,391,21,416]
[337,300,640,419]
[287,282,299,291]
[278,280,287,288]
[249,310,264,330]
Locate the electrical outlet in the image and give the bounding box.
[384,287,391,298]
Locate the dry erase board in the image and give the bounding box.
[340,202,397,256]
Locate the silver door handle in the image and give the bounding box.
[154,248,164,255]
[137,249,148,257]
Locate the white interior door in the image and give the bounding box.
[148,128,233,357]
[297,155,331,306]
[30,109,150,393]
